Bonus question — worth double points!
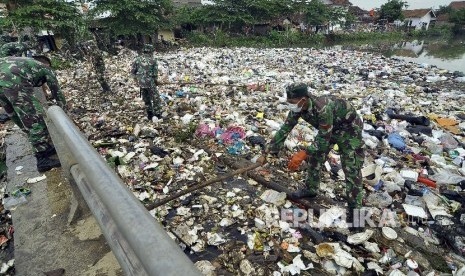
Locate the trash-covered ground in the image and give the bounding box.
[0,122,15,275]
[56,47,465,275]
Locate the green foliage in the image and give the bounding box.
[2,0,80,31]
[174,122,198,143]
[328,31,404,42]
[90,0,173,36]
[422,25,453,37]
[50,55,72,70]
[450,9,465,26]
[304,0,329,27]
[436,5,452,16]
[187,30,326,48]
[378,0,408,23]
[183,0,296,31]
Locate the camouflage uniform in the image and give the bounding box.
[270,88,364,208]
[82,41,111,92]
[0,57,66,154]
[131,44,161,119]
[0,42,28,58]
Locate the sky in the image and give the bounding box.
[349,0,455,10]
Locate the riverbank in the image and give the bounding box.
[184,26,454,48]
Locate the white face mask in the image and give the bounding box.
[288,99,304,113]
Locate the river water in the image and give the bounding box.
[331,36,465,74]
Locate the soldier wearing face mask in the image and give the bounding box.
[267,83,365,211]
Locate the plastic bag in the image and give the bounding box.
[387,133,406,151]
[366,191,393,208]
[440,133,459,150]
[429,171,465,185]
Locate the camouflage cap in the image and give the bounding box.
[143,44,154,53]
[286,83,309,99]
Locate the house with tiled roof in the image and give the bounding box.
[450,1,465,10]
[321,0,352,8]
[403,9,436,30]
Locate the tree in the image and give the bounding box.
[436,5,452,16]
[90,0,173,36]
[1,0,82,50]
[450,8,465,26]
[303,0,329,32]
[328,6,347,26]
[378,0,408,23]
[182,0,296,32]
[2,0,80,32]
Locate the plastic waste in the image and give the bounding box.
[402,204,428,219]
[400,170,419,182]
[366,191,393,208]
[227,141,245,155]
[417,176,436,188]
[347,229,374,245]
[362,164,383,186]
[382,227,398,240]
[194,261,216,276]
[440,133,459,150]
[388,133,406,151]
[26,175,47,184]
[386,109,430,126]
[260,190,287,206]
[3,195,27,210]
[429,171,465,185]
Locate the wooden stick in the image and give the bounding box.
[146,162,262,210]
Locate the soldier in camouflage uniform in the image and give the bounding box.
[0,42,28,58]
[0,56,66,172]
[268,83,365,209]
[131,44,161,120]
[81,40,111,93]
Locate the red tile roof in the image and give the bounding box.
[450,1,465,10]
[436,14,450,21]
[403,9,434,18]
[329,0,352,6]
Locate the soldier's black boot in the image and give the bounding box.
[290,189,317,200]
[42,146,57,158]
[36,155,61,172]
[147,110,154,120]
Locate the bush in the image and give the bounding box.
[50,56,73,70]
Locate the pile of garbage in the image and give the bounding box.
[0,122,15,275]
[54,47,465,275]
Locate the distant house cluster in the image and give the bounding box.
[400,1,465,30]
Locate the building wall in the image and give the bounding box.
[406,13,434,30]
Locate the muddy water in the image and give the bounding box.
[330,36,465,74]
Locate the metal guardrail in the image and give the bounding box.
[45,106,201,276]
